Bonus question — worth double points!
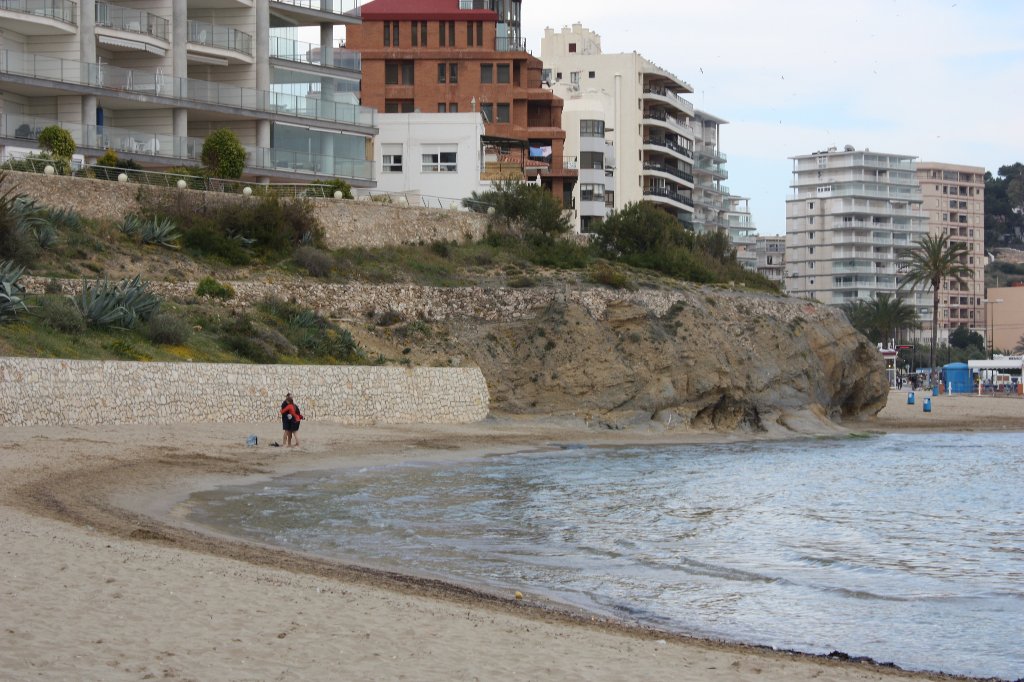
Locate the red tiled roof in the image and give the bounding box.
[360,0,497,21]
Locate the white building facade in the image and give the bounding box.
[785,146,931,328]
[754,235,786,283]
[372,112,490,208]
[0,0,377,184]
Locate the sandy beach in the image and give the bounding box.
[2,395,1022,681]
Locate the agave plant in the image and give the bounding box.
[119,214,145,237]
[140,216,180,248]
[74,275,161,329]
[0,259,28,321]
[33,223,59,249]
[42,207,84,232]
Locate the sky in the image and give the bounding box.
[519,0,1024,235]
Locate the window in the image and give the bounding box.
[385,62,399,84]
[438,20,455,46]
[808,216,814,225]
[422,145,457,172]
[438,103,446,113]
[412,21,419,46]
[475,21,483,46]
[496,103,510,123]
[449,103,458,113]
[480,103,493,122]
[580,151,603,169]
[809,231,815,240]
[384,100,414,113]
[568,42,577,53]
[808,201,814,209]
[816,185,832,194]
[580,119,604,137]
[480,63,493,83]
[580,183,605,201]
[588,71,596,79]
[383,21,398,47]
[497,63,510,83]
[467,21,483,46]
[605,190,614,207]
[438,63,447,83]
[382,144,403,173]
[386,61,414,85]
[449,63,458,84]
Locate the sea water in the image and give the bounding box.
[185,432,1024,680]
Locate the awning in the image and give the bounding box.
[98,35,167,56]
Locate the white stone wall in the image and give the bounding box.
[0,358,490,427]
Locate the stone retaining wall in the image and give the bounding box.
[1,171,487,249]
[0,358,490,427]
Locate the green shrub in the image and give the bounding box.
[508,274,536,288]
[0,259,29,321]
[376,308,405,326]
[108,339,150,361]
[201,128,246,179]
[470,178,572,237]
[588,261,634,289]
[37,125,76,163]
[294,245,333,277]
[181,223,252,265]
[0,177,41,266]
[195,276,235,300]
[309,178,352,199]
[34,295,85,333]
[141,312,191,345]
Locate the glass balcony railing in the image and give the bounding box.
[269,0,361,16]
[96,2,168,40]
[0,0,77,25]
[188,19,253,57]
[496,37,527,52]
[270,37,361,71]
[0,113,375,182]
[642,86,694,116]
[0,50,376,129]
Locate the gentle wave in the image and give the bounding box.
[186,432,1024,681]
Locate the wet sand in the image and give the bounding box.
[2,402,1018,681]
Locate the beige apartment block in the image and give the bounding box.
[983,286,1024,354]
[755,235,786,283]
[785,146,931,336]
[0,0,377,184]
[916,162,987,342]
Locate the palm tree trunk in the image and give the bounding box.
[931,288,940,387]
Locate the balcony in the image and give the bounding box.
[96,3,169,41]
[0,113,375,183]
[496,37,528,52]
[0,50,376,129]
[187,19,253,58]
[269,0,361,25]
[642,108,692,136]
[270,37,361,71]
[642,137,693,162]
[642,161,693,185]
[0,0,77,34]
[641,86,694,117]
[644,185,694,208]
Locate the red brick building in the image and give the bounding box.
[347,0,576,205]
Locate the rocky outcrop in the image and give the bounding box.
[21,278,887,431]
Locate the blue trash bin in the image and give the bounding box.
[907,391,915,405]
[932,385,939,397]
[923,398,932,413]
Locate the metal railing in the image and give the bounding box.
[269,0,361,16]
[0,113,375,182]
[644,186,694,207]
[0,0,76,25]
[0,50,376,129]
[96,2,168,40]
[641,86,694,116]
[643,108,692,133]
[643,162,693,184]
[496,37,527,52]
[642,137,693,160]
[270,37,361,71]
[187,19,252,57]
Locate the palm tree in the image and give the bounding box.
[898,233,972,385]
[841,293,920,345]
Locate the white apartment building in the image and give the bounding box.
[916,162,987,342]
[540,23,754,258]
[0,0,377,184]
[754,235,786,283]
[372,112,490,208]
[785,146,931,326]
[540,24,695,232]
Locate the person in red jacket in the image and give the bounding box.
[280,395,303,447]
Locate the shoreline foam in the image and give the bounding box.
[3,403,1018,681]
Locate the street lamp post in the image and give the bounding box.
[983,298,1004,359]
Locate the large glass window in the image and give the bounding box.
[580,151,603,169]
[497,63,510,83]
[422,145,457,173]
[480,103,493,122]
[496,103,510,123]
[580,183,605,201]
[481,63,493,83]
[580,119,605,137]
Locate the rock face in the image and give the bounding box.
[20,276,888,430]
